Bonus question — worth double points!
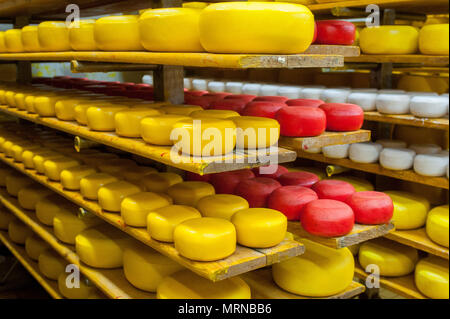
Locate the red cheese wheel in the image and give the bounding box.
[185,172,211,183]
[319,103,364,132]
[184,96,212,108]
[202,92,231,99]
[277,171,319,188]
[313,21,318,43]
[286,99,324,107]
[315,20,356,45]
[185,90,208,97]
[301,199,355,237]
[242,102,286,119]
[234,177,281,208]
[347,191,394,225]
[268,185,318,220]
[210,169,255,194]
[252,164,289,179]
[225,94,256,103]
[209,99,248,113]
[311,180,355,202]
[253,96,289,103]
[275,106,326,137]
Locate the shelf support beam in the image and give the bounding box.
[14,16,32,85]
[153,65,185,104]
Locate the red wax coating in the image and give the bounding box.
[268,185,318,220]
[224,94,257,103]
[252,164,289,179]
[253,96,289,103]
[311,180,356,202]
[209,99,248,113]
[276,106,326,137]
[286,99,324,107]
[315,20,356,45]
[277,171,320,188]
[210,169,255,194]
[347,191,394,225]
[234,177,282,208]
[242,101,286,119]
[319,103,364,131]
[185,90,208,97]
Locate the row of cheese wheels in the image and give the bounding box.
[356,238,449,299]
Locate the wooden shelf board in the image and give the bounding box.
[364,112,449,131]
[385,228,449,260]
[346,55,449,65]
[242,268,365,299]
[0,106,297,175]
[279,130,371,151]
[304,45,360,57]
[354,263,427,299]
[0,231,63,299]
[288,221,395,249]
[0,155,305,282]
[296,151,449,190]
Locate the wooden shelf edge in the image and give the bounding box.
[364,112,449,131]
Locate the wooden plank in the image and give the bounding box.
[385,228,449,260]
[242,268,365,299]
[0,106,297,175]
[305,45,360,57]
[153,65,185,104]
[296,151,450,190]
[364,112,449,131]
[0,231,63,299]
[0,155,305,282]
[279,130,371,151]
[346,55,449,65]
[354,263,427,299]
[288,222,395,249]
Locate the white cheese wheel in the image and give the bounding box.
[242,83,261,95]
[414,154,449,177]
[379,148,416,171]
[409,143,442,154]
[321,89,351,103]
[301,88,324,99]
[142,75,153,85]
[303,147,322,154]
[376,94,411,114]
[322,144,350,159]
[278,86,302,99]
[347,92,377,111]
[191,79,208,91]
[183,78,192,90]
[410,96,448,118]
[407,92,438,96]
[207,81,225,93]
[349,142,383,163]
[260,84,279,96]
[376,139,408,149]
[225,82,243,94]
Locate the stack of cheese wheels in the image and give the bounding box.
[414,153,449,176]
[415,256,449,299]
[8,219,34,244]
[360,26,419,54]
[349,142,383,163]
[25,235,50,261]
[94,16,143,51]
[156,269,251,299]
[38,21,71,52]
[359,238,419,277]
[410,96,448,118]
[385,191,429,230]
[272,239,354,297]
[69,19,97,51]
[426,205,449,248]
[198,2,315,54]
[379,148,416,171]
[38,249,67,280]
[419,24,449,55]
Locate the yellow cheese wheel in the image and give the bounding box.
[123,243,183,292]
[44,157,80,181]
[55,98,88,121]
[33,95,60,117]
[8,219,33,245]
[60,165,97,190]
[11,143,40,162]
[118,166,158,182]
[360,26,419,54]
[58,273,98,299]
[0,167,13,186]
[33,153,65,174]
[14,91,27,110]
[182,2,210,9]
[74,102,106,125]
[121,192,171,227]
[191,109,240,119]
[272,239,354,297]
[53,208,102,244]
[2,140,18,157]
[69,19,97,51]
[25,235,49,261]
[139,8,204,52]
[98,181,142,212]
[419,24,449,55]
[333,175,374,192]
[157,270,251,299]
[139,172,183,193]
[231,208,287,248]
[415,256,449,299]
[38,21,70,51]
[385,191,430,230]
[167,181,215,206]
[114,108,162,137]
[159,105,203,116]
[147,205,202,242]
[231,116,280,149]
[94,15,143,51]
[174,217,236,261]
[4,29,24,53]
[4,90,17,107]
[5,172,35,197]
[22,149,49,169]
[17,185,53,210]
[79,172,118,200]
[24,95,36,113]
[426,205,449,248]
[0,207,14,230]
[86,105,129,131]
[97,158,137,175]
[140,114,191,145]
[359,238,419,277]
[172,118,237,156]
[38,249,67,280]
[36,194,73,226]
[196,194,249,220]
[199,2,314,54]
[75,225,133,268]
[0,31,6,52]
[21,26,40,52]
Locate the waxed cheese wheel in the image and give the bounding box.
[301,87,325,99]
[60,165,97,191]
[301,199,354,237]
[379,148,416,171]
[349,142,383,164]
[419,24,449,55]
[272,239,354,297]
[254,95,288,103]
[347,92,377,111]
[196,194,249,220]
[320,89,351,104]
[69,19,97,51]
[86,105,129,131]
[253,165,288,179]
[139,172,183,193]
[231,116,279,149]
[157,269,251,299]
[426,205,449,248]
[285,98,324,107]
[94,16,143,51]
[140,114,192,146]
[17,185,53,210]
[376,94,411,115]
[276,106,326,137]
[347,191,394,224]
[21,26,40,52]
[315,20,355,45]
[385,191,429,230]
[115,108,162,137]
[278,86,302,99]
[174,217,236,261]
[409,143,442,155]
[209,99,247,113]
[198,2,314,54]
[260,84,280,96]
[0,31,6,52]
[4,29,24,53]
[36,194,72,226]
[311,180,355,202]
[123,243,183,292]
[121,192,171,227]
[25,235,49,261]
[44,157,80,181]
[241,101,286,119]
[159,104,203,116]
[359,238,418,277]
[38,21,70,51]
[319,103,364,131]
[33,153,64,174]
[53,208,102,244]
[415,256,449,299]
[98,181,142,212]
[225,82,243,94]
[166,181,215,207]
[0,207,14,230]
[231,208,287,248]
[376,139,407,149]
[8,219,33,244]
[38,249,67,280]
[210,169,255,194]
[234,177,281,208]
[6,172,36,197]
[414,154,448,176]
[278,171,319,188]
[410,96,448,118]
[79,173,118,200]
[322,144,350,159]
[360,26,418,54]
[267,185,318,220]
